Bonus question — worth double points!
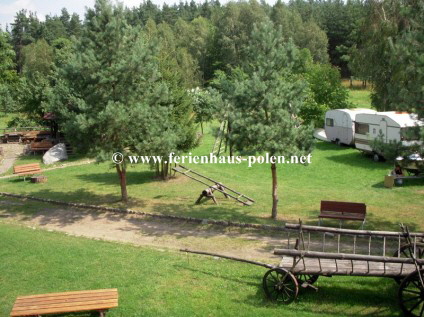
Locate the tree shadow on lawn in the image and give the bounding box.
[314,140,355,151]
[76,170,158,186]
[325,151,391,170]
[150,202,274,225]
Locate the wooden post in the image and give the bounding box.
[271,162,278,219]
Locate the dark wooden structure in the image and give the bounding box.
[319,200,366,228]
[10,289,118,317]
[173,165,255,206]
[29,140,54,154]
[181,223,424,316]
[30,175,47,183]
[13,163,42,181]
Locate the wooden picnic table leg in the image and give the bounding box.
[99,310,107,317]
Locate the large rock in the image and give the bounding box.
[43,143,68,165]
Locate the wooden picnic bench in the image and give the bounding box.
[13,163,42,181]
[10,288,118,317]
[30,140,54,153]
[319,200,366,228]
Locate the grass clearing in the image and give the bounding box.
[0,223,401,317]
[1,124,423,231]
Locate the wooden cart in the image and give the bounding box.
[182,223,424,317]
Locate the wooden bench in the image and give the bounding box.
[10,289,118,317]
[13,163,42,181]
[318,200,366,229]
[30,140,54,153]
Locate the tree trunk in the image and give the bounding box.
[200,122,204,134]
[228,121,233,157]
[116,163,128,203]
[271,162,278,220]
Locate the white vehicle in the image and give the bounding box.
[354,111,423,161]
[324,108,376,145]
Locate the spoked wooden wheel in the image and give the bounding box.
[393,243,424,284]
[296,274,319,287]
[263,268,299,304]
[398,269,424,317]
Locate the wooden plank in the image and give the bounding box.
[14,292,117,306]
[273,249,424,264]
[279,256,416,277]
[285,223,424,238]
[11,299,118,312]
[11,302,117,316]
[16,289,117,300]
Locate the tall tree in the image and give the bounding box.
[0,31,20,112]
[220,22,314,219]
[49,0,175,202]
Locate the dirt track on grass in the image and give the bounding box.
[0,198,285,263]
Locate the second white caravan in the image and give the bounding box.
[354,111,423,161]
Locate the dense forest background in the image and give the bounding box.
[1,0,423,125]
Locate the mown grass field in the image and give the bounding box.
[1,122,423,231]
[0,223,402,317]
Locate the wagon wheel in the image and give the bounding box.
[263,268,299,304]
[393,243,424,284]
[296,274,319,287]
[398,269,424,317]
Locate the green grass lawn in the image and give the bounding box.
[348,89,373,109]
[0,223,402,317]
[1,124,423,231]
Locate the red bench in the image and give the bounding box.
[318,200,366,229]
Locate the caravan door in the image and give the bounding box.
[379,119,388,142]
[341,113,350,144]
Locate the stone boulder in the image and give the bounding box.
[43,143,68,165]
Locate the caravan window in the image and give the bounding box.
[326,118,334,127]
[355,122,369,135]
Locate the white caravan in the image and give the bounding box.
[324,109,377,145]
[354,111,423,161]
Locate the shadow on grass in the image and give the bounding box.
[372,178,424,188]
[247,277,399,317]
[76,170,158,186]
[177,260,400,317]
[314,141,355,151]
[325,151,391,170]
[150,201,271,224]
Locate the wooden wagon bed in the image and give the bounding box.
[279,254,418,277]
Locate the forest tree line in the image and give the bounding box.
[1,0,422,123]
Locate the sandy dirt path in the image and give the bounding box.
[0,198,285,263]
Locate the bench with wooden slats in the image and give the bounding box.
[30,140,54,153]
[319,200,366,229]
[13,163,42,180]
[10,288,118,317]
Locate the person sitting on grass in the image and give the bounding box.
[391,165,404,186]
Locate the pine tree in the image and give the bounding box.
[221,22,314,219]
[49,0,175,202]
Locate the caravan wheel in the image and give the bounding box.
[373,153,381,162]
